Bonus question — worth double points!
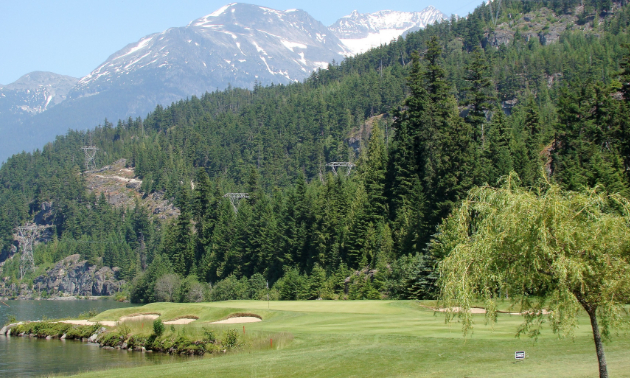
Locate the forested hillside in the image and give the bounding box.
[1,0,630,302]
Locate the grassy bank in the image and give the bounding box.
[64,300,630,377]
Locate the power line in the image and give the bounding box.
[223,193,250,214]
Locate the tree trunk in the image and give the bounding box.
[587,308,608,378]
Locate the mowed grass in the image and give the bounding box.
[76,300,630,377]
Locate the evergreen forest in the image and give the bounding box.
[2,0,630,302]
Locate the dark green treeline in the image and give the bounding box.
[1,0,630,301]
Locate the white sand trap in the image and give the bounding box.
[119,314,159,322]
[98,321,118,326]
[432,307,550,315]
[164,318,197,325]
[211,317,262,324]
[59,320,94,325]
[58,320,117,327]
[433,307,487,314]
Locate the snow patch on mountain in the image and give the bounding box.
[0,72,78,116]
[330,7,447,55]
[73,3,348,99]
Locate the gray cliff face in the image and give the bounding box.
[33,254,124,296]
[0,254,124,298]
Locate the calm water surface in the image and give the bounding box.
[0,299,197,377]
[0,298,136,325]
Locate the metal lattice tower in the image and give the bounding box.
[487,0,502,27]
[81,134,99,171]
[326,162,356,176]
[16,225,39,279]
[223,193,250,214]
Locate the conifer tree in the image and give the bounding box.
[522,96,544,186]
[164,187,195,276]
[419,37,475,231]
[463,48,495,146]
[201,199,235,283]
[553,82,629,196]
[387,51,428,252]
[363,123,388,223]
[484,110,515,185]
[192,168,221,271]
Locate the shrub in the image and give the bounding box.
[154,274,181,302]
[275,268,308,300]
[114,291,128,302]
[4,315,16,326]
[99,333,123,347]
[118,323,132,338]
[202,327,215,343]
[153,319,165,337]
[221,329,239,349]
[78,309,99,319]
[248,273,267,300]
[66,324,100,339]
[209,274,249,301]
[179,275,207,303]
[127,335,148,349]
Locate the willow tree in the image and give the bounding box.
[435,174,630,378]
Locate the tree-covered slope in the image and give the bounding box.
[1,0,629,302]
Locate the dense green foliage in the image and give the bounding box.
[1,0,630,302]
[437,176,630,377]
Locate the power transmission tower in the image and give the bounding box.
[81,133,99,171]
[223,193,250,214]
[16,225,40,279]
[326,162,356,176]
[487,0,502,27]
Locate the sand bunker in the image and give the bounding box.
[164,318,197,325]
[432,307,488,314]
[431,307,550,315]
[60,313,160,327]
[211,317,262,324]
[59,320,117,326]
[119,314,159,322]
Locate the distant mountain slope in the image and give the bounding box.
[0,71,77,125]
[0,3,446,163]
[72,3,346,100]
[330,7,447,55]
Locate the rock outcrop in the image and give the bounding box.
[33,254,124,296]
[0,254,124,298]
[84,159,179,220]
[485,4,621,49]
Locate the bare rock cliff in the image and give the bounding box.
[33,254,124,296]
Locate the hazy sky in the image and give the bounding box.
[0,0,484,85]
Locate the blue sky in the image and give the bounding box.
[0,0,484,85]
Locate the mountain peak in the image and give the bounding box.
[3,71,78,92]
[75,3,347,99]
[330,6,447,55]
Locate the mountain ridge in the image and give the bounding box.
[0,3,445,163]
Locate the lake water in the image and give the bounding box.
[0,298,135,326]
[0,299,195,377]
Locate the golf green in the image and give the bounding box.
[76,300,630,377]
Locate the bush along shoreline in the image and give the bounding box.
[0,319,248,356]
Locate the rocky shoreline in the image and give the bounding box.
[0,320,240,356]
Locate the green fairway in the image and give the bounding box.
[76,300,630,377]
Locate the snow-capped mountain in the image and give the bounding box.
[0,72,78,119]
[72,3,346,101]
[1,3,446,163]
[330,7,447,55]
